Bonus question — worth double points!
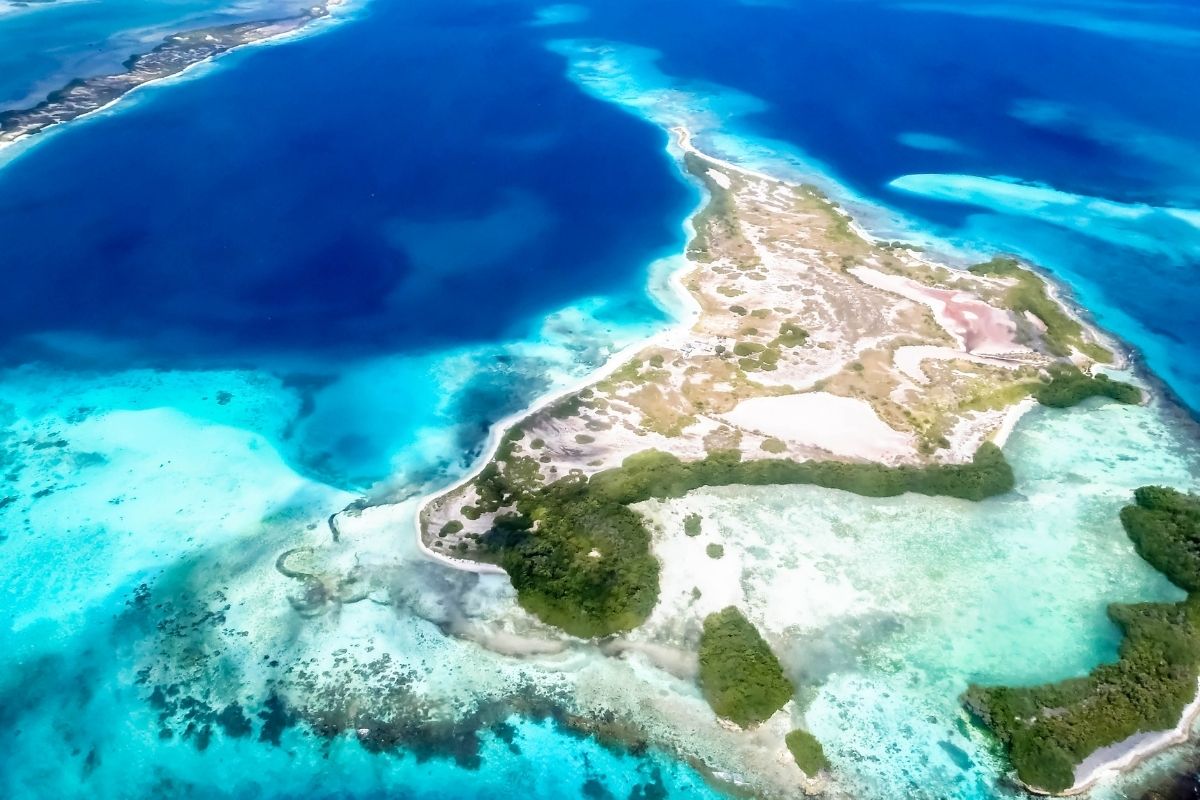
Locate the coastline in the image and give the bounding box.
[403,123,1192,795]
[1027,682,1200,797]
[0,0,353,161]
[408,128,708,575]
[408,125,1075,573]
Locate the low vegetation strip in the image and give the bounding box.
[698,607,794,727]
[1034,365,1141,409]
[965,487,1200,794]
[482,444,1014,637]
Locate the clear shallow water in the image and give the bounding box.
[3,0,1200,798]
[638,399,1200,799]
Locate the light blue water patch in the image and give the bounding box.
[893,0,1200,46]
[897,131,969,154]
[530,3,589,26]
[0,355,724,800]
[889,173,1200,261]
[636,398,1200,799]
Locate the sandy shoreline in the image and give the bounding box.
[409,138,708,573]
[408,124,1082,573]
[1021,677,1200,796]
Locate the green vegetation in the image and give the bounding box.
[785,729,829,776]
[706,543,725,559]
[479,443,1013,637]
[1122,487,1200,592]
[966,487,1200,793]
[969,258,1111,362]
[733,342,763,357]
[733,340,781,372]
[772,321,809,348]
[684,513,702,537]
[698,608,794,727]
[439,520,463,537]
[482,475,661,638]
[1034,365,1141,409]
[760,438,787,454]
[683,152,740,263]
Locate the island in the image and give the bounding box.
[417,129,1135,628]
[0,2,342,147]
[407,129,1146,791]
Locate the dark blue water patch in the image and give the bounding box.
[580,0,1200,207]
[0,0,692,366]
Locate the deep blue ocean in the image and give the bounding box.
[2,0,1199,798]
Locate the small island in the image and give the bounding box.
[697,606,793,727]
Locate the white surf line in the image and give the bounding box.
[0,0,356,166]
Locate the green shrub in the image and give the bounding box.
[684,513,702,537]
[966,488,1200,792]
[785,730,829,776]
[1034,365,1141,408]
[477,444,1013,637]
[773,322,809,348]
[706,543,725,559]
[439,521,463,536]
[734,342,765,356]
[699,608,793,726]
[1122,486,1200,592]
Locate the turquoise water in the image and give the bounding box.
[2,0,1200,798]
[635,398,1200,799]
